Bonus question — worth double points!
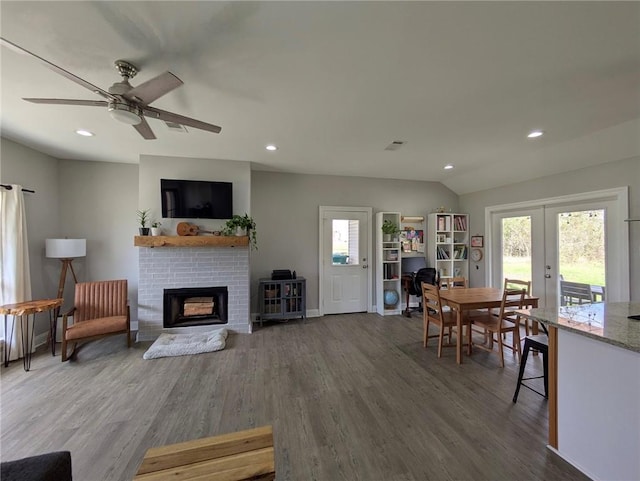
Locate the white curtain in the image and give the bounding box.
[0,184,32,361]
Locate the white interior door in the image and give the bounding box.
[320,208,371,314]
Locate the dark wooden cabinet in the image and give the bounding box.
[257,278,306,326]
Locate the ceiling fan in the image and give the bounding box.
[0,37,222,139]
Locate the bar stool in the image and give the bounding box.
[512,331,549,402]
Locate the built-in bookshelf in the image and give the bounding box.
[427,213,469,281]
[376,212,402,315]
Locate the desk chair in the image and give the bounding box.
[404,268,438,317]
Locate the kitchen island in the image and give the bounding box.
[520,302,640,481]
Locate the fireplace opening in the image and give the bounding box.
[163,287,228,328]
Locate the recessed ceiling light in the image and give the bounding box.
[75,129,94,137]
[527,130,544,138]
[444,164,454,170]
[266,144,277,151]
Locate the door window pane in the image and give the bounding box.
[332,219,359,265]
[502,216,532,282]
[558,210,605,305]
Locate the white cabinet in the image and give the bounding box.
[376,212,402,315]
[427,213,469,282]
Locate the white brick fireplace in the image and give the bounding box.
[137,245,251,341]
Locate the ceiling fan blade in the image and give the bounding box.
[23,98,108,107]
[0,37,115,101]
[142,106,222,134]
[123,72,183,105]
[133,117,156,140]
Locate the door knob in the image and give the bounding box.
[362,265,368,269]
[545,274,551,278]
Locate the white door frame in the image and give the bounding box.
[318,206,373,316]
[485,187,630,302]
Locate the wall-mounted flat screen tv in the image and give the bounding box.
[161,179,233,219]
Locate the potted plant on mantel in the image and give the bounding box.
[223,214,257,250]
[137,209,151,236]
[151,220,162,236]
[381,219,400,242]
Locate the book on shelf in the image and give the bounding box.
[454,216,467,231]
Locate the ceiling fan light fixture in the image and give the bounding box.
[108,101,142,125]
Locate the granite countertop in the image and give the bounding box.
[519,302,640,353]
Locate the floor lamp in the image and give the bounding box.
[46,238,86,320]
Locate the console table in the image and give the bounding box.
[0,298,63,371]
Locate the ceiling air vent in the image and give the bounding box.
[164,121,188,133]
[384,140,406,151]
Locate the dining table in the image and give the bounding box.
[438,287,539,364]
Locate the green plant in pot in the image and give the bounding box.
[137,209,151,235]
[223,213,257,249]
[151,220,162,236]
[381,219,400,241]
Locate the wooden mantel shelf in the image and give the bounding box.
[134,235,249,248]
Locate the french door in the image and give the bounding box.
[489,189,629,307]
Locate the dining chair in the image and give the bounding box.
[469,288,525,367]
[504,278,535,335]
[61,279,131,361]
[440,276,467,289]
[439,277,468,338]
[422,283,472,358]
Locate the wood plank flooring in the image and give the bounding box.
[0,313,590,480]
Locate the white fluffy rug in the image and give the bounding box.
[143,328,228,360]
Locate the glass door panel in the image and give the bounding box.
[501,216,532,283]
[556,209,606,306]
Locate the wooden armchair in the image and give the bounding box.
[61,279,130,361]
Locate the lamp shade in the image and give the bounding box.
[45,238,86,259]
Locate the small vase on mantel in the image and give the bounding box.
[235,226,246,237]
[139,228,150,236]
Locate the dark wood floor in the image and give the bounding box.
[0,313,590,481]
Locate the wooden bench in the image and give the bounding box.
[560,280,593,306]
[134,425,275,480]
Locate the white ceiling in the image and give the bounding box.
[1,1,639,195]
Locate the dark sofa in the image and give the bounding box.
[0,451,72,481]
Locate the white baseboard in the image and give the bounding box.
[546,445,595,480]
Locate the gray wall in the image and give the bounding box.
[251,171,459,312]
[459,156,640,300]
[0,140,139,336]
[7,135,635,338]
[58,159,139,318]
[1,139,60,338]
[139,154,251,234]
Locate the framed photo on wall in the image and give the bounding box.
[470,235,484,248]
